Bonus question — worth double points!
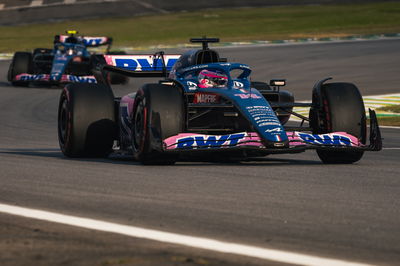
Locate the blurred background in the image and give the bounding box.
[1,0,400,52]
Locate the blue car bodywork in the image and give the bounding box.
[59,37,381,164]
[174,63,288,147]
[8,34,113,86]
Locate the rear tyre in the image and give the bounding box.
[132,84,183,165]
[310,82,366,164]
[8,52,33,86]
[58,83,116,157]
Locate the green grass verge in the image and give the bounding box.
[1,2,400,52]
[376,105,400,126]
[376,116,400,127]
[377,104,400,113]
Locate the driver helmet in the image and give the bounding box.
[65,36,78,44]
[198,69,228,88]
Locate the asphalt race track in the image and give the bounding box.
[1,39,399,265]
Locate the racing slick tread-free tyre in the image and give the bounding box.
[58,83,117,157]
[132,84,183,165]
[311,82,366,164]
[8,52,33,86]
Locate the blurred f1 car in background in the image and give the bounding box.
[7,30,127,86]
[57,38,382,165]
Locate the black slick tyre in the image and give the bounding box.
[58,83,116,157]
[311,82,366,164]
[8,52,33,86]
[132,84,183,165]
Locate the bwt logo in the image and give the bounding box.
[298,133,352,146]
[19,74,48,81]
[115,58,178,71]
[65,76,97,83]
[83,38,107,46]
[177,133,246,149]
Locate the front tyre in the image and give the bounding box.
[310,82,366,164]
[8,52,33,87]
[132,84,183,165]
[58,83,116,157]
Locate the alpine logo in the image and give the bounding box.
[265,127,283,133]
[177,133,246,149]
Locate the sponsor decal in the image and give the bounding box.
[82,37,108,46]
[105,55,180,71]
[16,74,49,81]
[184,65,209,71]
[193,92,219,103]
[59,35,109,46]
[187,81,198,91]
[16,74,96,83]
[233,81,244,88]
[176,133,246,149]
[265,127,283,133]
[297,132,352,146]
[234,93,262,99]
[64,75,97,83]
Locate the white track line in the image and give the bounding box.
[379,125,400,129]
[0,203,371,266]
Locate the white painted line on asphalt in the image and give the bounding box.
[383,148,400,150]
[0,0,124,11]
[379,125,400,129]
[0,203,371,266]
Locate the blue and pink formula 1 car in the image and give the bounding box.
[57,38,382,164]
[8,31,126,86]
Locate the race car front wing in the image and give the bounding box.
[163,109,382,154]
[14,73,97,84]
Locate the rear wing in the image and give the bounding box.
[57,35,112,47]
[101,54,181,78]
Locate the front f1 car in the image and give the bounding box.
[57,38,382,165]
[7,31,126,86]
